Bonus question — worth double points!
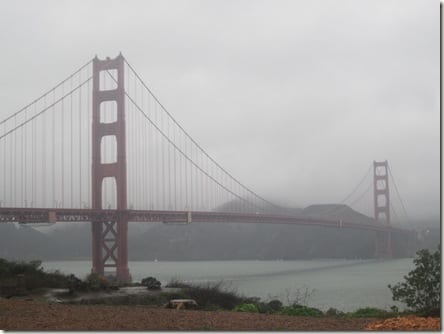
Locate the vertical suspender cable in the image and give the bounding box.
[174,123,177,210]
[130,71,135,207]
[87,71,91,207]
[168,114,171,208]
[52,90,55,207]
[22,108,26,206]
[185,132,189,208]
[103,75,107,208]
[182,129,185,210]
[143,84,147,208]
[13,114,16,205]
[190,140,193,209]
[61,83,65,207]
[32,102,36,206]
[3,119,6,205]
[70,76,73,207]
[79,69,82,208]
[195,144,197,210]
[201,149,204,209]
[205,156,208,210]
[155,103,159,209]
[141,83,144,207]
[134,72,138,208]
[125,68,129,208]
[149,101,153,209]
[162,107,165,209]
[42,95,46,207]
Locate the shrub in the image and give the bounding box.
[141,277,161,290]
[0,258,71,294]
[326,307,345,317]
[267,299,283,311]
[66,274,89,293]
[253,299,284,314]
[284,286,316,307]
[278,305,324,317]
[84,273,111,292]
[347,307,389,318]
[254,302,271,313]
[183,281,245,310]
[165,280,247,310]
[165,278,191,289]
[160,291,187,300]
[233,303,259,313]
[388,248,440,316]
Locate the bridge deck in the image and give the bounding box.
[0,207,407,232]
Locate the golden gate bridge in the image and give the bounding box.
[0,54,414,282]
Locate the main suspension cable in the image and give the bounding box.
[0,60,92,126]
[125,91,262,211]
[0,77,93,142]
[387,165,410,222]
[123,58,278,210]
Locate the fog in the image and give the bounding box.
[0,0,439,222]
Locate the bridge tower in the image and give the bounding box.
[91,54,130,282]
[373,160,392,258]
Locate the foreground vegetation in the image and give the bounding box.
[0,258,118,296]
[68,279,416,319]
[388,247,440,316]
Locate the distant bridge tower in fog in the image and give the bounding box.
[373,160,392,258]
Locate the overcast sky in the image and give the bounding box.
[0,0,439,222]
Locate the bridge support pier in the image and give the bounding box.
[91,219,130,282]
[374,230,392,259]
[91,54,130,282]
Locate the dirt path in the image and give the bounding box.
[0,299,375,331]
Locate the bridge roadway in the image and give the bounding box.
[0,207,408,233]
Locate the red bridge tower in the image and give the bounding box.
[91,54,130,282]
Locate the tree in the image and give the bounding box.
[388,248,440,315]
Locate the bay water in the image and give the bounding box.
[42,258,414,312]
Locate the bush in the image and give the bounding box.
[254,302,271,313]
[233,303,259,313]
[0,258,71,294]
[165,280,248,310]
[141,277,161,290]
[388,248,440,316]
[326,307,345,317]
[283,286,316,307]
[84,273,111,292]
[267,299,283,311]
[165,278,191,289]
[65,274,90,293]
[253,299,284,314]
[347,307,389,318]
[278,305,324,317]
[183,281,246,310]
